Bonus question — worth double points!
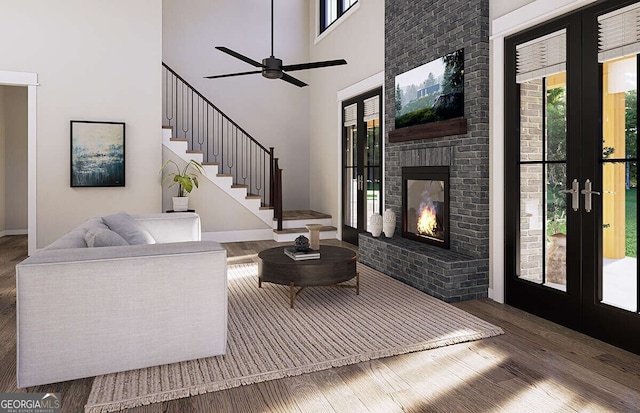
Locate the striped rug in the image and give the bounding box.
[85,263,503,412]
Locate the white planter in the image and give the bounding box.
[172,196,189,212]
[546,233,567,285]
[369,213,383,237]
[383,209,396,238]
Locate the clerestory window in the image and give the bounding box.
[320,0,358,34]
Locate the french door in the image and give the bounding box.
[505,0,640,354]
[342,87,383,246]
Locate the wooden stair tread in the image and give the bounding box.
[186,150,203,154]
[216,173,233,177]
[277,210,332,221]
[170,138,188,142]
[202,162,219,166]
[245,195,262,200]
[162,125,173,130]
[260,206,274,210]
[273,226,337,234]
[231,184,249,189]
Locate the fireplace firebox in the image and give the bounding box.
[402,166,450,249]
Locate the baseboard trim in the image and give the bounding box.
[202,229,274,243]
[0,229,28,237]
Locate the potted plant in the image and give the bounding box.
[160,159,205,211]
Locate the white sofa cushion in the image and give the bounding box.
[84,228,129,248]
[42,229,88,250]
[135,213,201,243]
[103,212,156,245]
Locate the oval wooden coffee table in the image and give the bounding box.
[257,245,359,308]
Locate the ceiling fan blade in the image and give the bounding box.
[215,46,264,68]
[204,70,262,79]
[281,73,308,87]
[281,59,347,72]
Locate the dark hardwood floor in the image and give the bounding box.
[1,235,639,412]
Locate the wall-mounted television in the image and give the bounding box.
[394,49,464,129]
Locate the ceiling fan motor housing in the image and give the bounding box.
[262,56,283,79]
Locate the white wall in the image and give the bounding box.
[490,0,535,21]
[0,87,5,233]
[308,0,385,230]
[0,0,163,248]
[162,146,271,233]
[163,0,311,210]
[3,86,28,231]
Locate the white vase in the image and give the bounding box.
[369,213,383,237]
[383,209,396,238]
[172,196,189,212]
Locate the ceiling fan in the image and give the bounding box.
[204,0,347,87]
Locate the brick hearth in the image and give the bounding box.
[359,234,489,302]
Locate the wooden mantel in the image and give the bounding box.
[388,118,467,143]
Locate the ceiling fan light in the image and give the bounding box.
[262,69,282,79]
[261,56,283,79]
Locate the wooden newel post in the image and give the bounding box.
[269,147,275,207]
[274,158,283,231]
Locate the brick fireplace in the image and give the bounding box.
[358,0,489,302]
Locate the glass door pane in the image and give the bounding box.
[344,122,358,229]
[600,55,638,312]
[518,72,569,291]
[365,117,381,228]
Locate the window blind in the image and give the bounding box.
[344,103,357,127]
[363,96,379,122]
[598,3,640,63]
[516,29,566,83]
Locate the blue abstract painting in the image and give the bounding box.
[71,121,125,187]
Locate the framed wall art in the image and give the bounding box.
[70,120,125,187]
[394,49,464,129]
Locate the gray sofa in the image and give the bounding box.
[15,212,227,388]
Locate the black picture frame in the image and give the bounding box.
[70,120,125,187]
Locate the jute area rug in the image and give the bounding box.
[85,263,503,412]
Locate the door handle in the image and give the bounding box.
[560,179,580,211]
[581,179,600,213]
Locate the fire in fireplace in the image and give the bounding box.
[402,166,450,248]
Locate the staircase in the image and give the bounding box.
[162,63,336,242]
[272,210,337,242]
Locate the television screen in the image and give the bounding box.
[394,49,464,129]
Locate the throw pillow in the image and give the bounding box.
[103,212,156,245]
[84,228,130,248]
[43,229,89,250]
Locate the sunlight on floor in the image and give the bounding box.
[226,254,258,264]
[227,262,258,280]
[499,379,572,412]
[386,344,508,402]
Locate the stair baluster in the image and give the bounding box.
[162,62,283,230]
